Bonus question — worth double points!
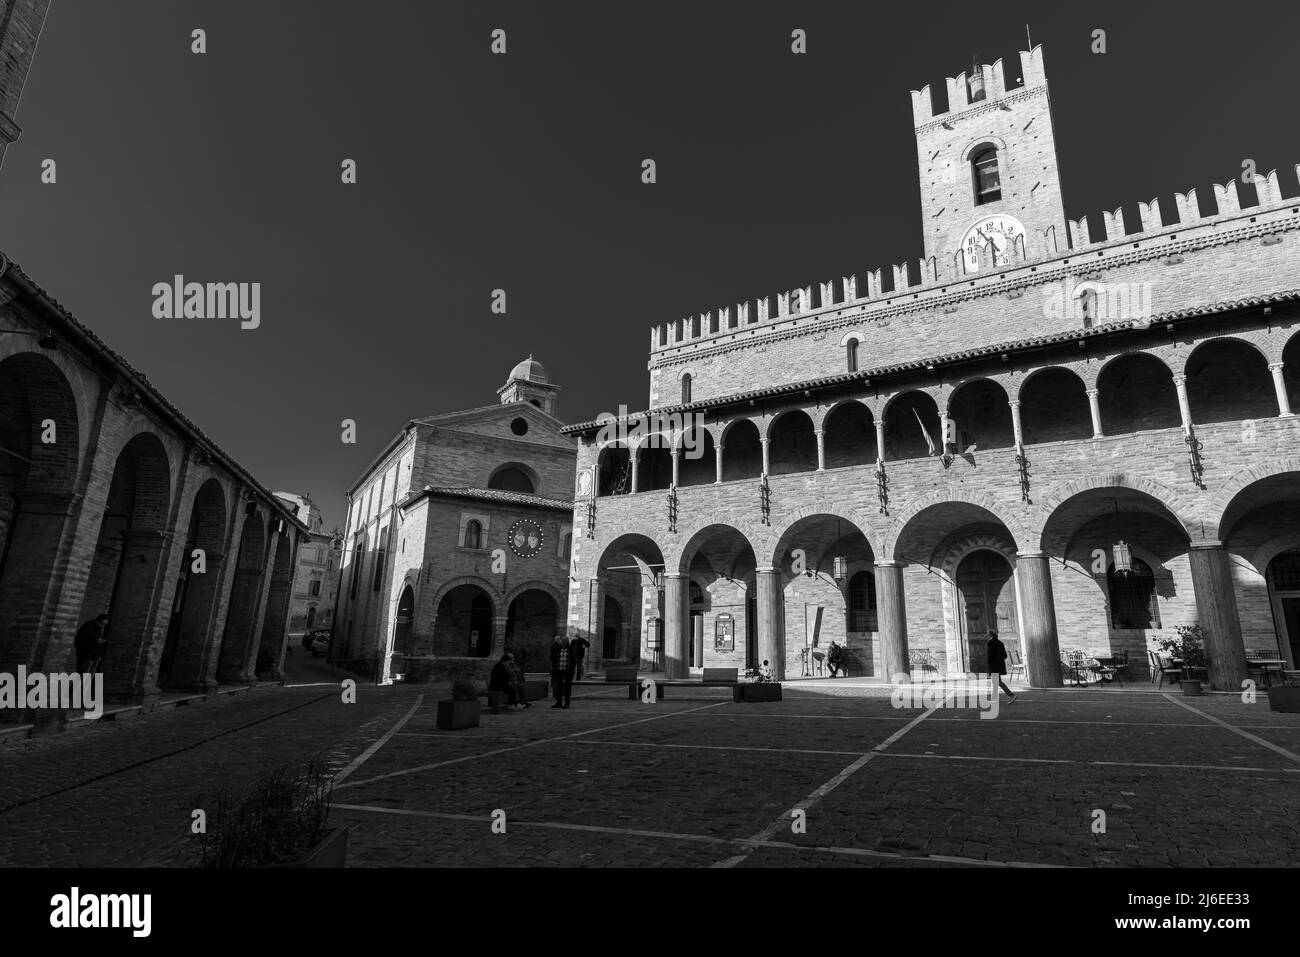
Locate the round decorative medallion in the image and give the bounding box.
[508,519,544,558]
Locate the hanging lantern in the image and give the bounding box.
[833,555,848,588]
[652,569,664,592]
[1113,540,1133,576]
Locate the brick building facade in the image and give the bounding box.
[562,44,1300,692]
[0,0,50,170]
[273,491,342,638]
[336,358,576,683]
[0,256,308,718]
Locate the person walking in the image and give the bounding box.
[986,629,1016,703]
[550,635,574,709]
[75,613,109,673]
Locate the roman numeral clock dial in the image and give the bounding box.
[961,214,1026,273]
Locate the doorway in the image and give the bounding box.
[1267,550,1300,667]
[956,550,1018,673]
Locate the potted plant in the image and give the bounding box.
[1157,625,1209,695]
[735,666,783,703]
[436,677,482,730]
[195,758,348,868]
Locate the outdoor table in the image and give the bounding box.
[1091,656,1118,683]
[1249,658,1285,688]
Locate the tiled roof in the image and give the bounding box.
[406,485,575,511]
[1,253,307,530]
[561,289,1300,434]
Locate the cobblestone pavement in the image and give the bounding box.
[1,681,1297,867]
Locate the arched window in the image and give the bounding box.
[846,339,859,373]
[1108,558,1160,630]
[464,520,482,550]
[306,606,316,629]
[488,466,535,493]
[847,570,877,632]
[681,373,692,404]
[971,146,1001,205]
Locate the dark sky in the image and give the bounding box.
[2,0,1297,530]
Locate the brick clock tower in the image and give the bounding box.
[0,0,51,170]
[911,45,1069,277]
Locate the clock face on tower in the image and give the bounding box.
[960,214,1026,273]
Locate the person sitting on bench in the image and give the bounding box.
[827,641,845,678]
[489,653,529,709]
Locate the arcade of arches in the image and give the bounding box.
[0,331,305,713]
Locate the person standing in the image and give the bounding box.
[569,634,590,679]
[75,614,109,673]
[986,629,1015,703]
[550,635,574,709]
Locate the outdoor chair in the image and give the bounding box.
[1008,647,1027,681]
[1151,652,1182,689]
[1110,651,1131,687]
[1060,656,1084,686]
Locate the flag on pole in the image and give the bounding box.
[912,407,936,456]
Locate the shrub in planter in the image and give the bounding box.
[735,667,782,702]
[436,677,481,730]
[194,758,346,867]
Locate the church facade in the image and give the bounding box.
[335,358,576,683]
[561,44,1300,691]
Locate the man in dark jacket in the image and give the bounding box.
[986,629,1015,703]
[569,635,590,679]
[75,614,109,673]
[550,635,574,709]
[489,653,529,709]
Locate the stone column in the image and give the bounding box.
[760,437,771,476]
[491,614,509,662]
[1014,553,1063,688]
[1009,399,1024,447]
[875,561,909,681]
[755,567,784,679]
[661,573,687,678]
[714,443,724,484]
[1085,388,1103,438]
[1268,362,1294,416]
[1188,542,1249,692]
[629,447,640,493]
[1172,373,1193,434]
[103,527,171,702]
[671,447,680,487]
[815,429,826,471]
[585,578,603,672]
[874,418,886,462]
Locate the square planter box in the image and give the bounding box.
[436,699,481,730]
[522,679,550,701]
[1181,680,1204,696]
[269,823,350,869]
[1268,686,1300,713]
[734,683,782,703]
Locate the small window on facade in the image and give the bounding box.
[349,543,365,599]
[846,339,859,373]
[510,417,529,435]
[847,570,877,632]
[971,146,1001,205]
[561,533,571,560]
[309,579,321,597]
[372,548,386,591]
[681,373,692,404]
[465,519,483,550]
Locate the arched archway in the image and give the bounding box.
[0,352,81,674]
[770,514,875,679]
[1186,338,1276,424]
[217,512,268,684]
[954,549,1017,673]
[488,463,537,494]
[80,432,173,700]
[505,587,559,675]
[1096,353,1180,434]
[883,391,941,460]
[677,523,760,676]
[721,420,762,482]
[595,533,666,672]
[597,442,633,496]
[947,379,1014,451]
[1018,367,1091,444]
[676,427,717,488]
[435,583,495,657]
[823,401,876,469]
[160,478,227,690]
[635,435,674,492]
[767,410,817,475]
[1282,330,1300,413]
